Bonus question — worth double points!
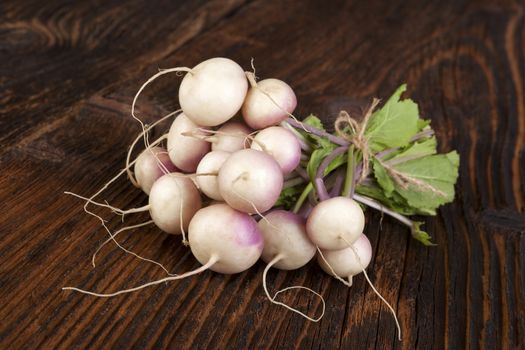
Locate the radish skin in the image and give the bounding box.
[149,174,202,235]
[251,126,301,175]
[258,210,315,270]
[167,114,210,172]
[196,151,230,200]
[180,58,248,126]
[317,234,372,284]
[134,146,177,195]
[218,149,283,213]
[211,121,252,152]
[188,204,263,274]
[242,78,297,129]
[306,196,364,250]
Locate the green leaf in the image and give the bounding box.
[411,221,436,246]
[373,159,396,196]
[355,182,419,216]
[306,146,335,181]
[387,150,460,211]
[365,84,420,152]
[384,137,437,164]
[301,115,334,149]
[325,153,346,175]
[302,114,325,131]
[275,186,303,209]
[306,146,347,182]
[417,118,431,130]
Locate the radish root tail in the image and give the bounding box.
[263,254,325,322]
[126,110,179,186]
[91,220,177,277]
[131,67,192,152]
[341,237,402,341]
[63,256,218,297]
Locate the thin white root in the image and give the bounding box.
[249,57,257,82]
[64,192,150,215]
[316,247,352,287]
[91,220,176,277]
[126,110,180,186]
[342,237,402,341]
[131,67,192,151]
[92,221,151,266]
[67,129,166,220]
[179,196,188,246]
[230,177,269,219]
[63,256,218,297]
[82,160,138,220]
[245,71,258,88]
[183,128,268,153]
[263,255,325,322]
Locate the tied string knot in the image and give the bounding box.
[334,98,380,183]
[334,98,447,198]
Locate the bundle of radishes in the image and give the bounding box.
[65,57,459,337]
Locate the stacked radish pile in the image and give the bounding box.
[66,56,462,337]
[125,58,374,287]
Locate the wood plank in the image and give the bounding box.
[0,0,524,349]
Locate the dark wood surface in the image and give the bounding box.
[1,0,524,349]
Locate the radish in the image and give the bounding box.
[242,78,297,129]
[63,203,263,297]
[306,196,365,250]
[251,126,301,175]
[195,151,230,200]
[134,146,177,195]
[218,149,283,213]
[317,234,372,285]
[179,58,248,126]
[148,173,202,235]
[167,113,210,172]
[316,234,402,340]
[189,203,263,273]
[211,121,252,152]
[258,210,315,270]
[257,210,324,321]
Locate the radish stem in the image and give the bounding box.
[293,182,313,214]
[286,118,349,146]
[342,145,355,197]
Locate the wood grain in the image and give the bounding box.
[0,0,524,349]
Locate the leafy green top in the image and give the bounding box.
[278,84,460,245]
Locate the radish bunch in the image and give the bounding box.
[65,57,460,339]
[125,58,371,289]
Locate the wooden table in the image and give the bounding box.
[1,1,524,348]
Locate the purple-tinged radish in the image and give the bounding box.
[242,78,297,129]
[196,151,230,201]
[134,146,178,195]
[258,210,315,270]
[251,126,301,175]
[167,114,210,172]
[180,58,248,126]
[211,121,252,152]
[149,173,202,235]
[63,203,263,297]
[306,196,365,250]
[189,203,263,274]
[218,149,283,213]
[317,234,372,285]
[257,210,324,321]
